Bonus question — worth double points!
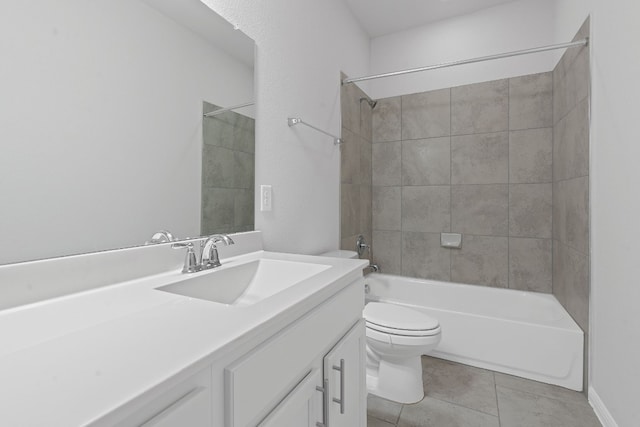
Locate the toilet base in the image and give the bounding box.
[366,355,425,404]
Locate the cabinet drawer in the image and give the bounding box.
[225,279,363,427]
[140,387,210,427]
[101,367,212,427]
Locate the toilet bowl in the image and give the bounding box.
[364,302,441,403]
[319,250,442,404]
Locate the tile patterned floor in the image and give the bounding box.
[367,356,602,427]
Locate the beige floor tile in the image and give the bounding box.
[398,397,500,427]
[422,357,499,416]
[368,415,396,427]
[495,372,590,407]
[496,386,601,427]
[368,394,403,424]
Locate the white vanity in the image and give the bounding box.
[0,232,368,426]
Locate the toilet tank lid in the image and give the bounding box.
[319,250,359,259]
[364,302,439,331]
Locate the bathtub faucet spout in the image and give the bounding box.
[364,264,380,274]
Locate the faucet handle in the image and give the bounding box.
[146,230,176,244]
[201,243,222,269]
[356,235,370,258]
[172,243,200,273]
[209,234,235,246]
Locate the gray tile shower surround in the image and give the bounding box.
[371,71,554,292]
[552,17,591,391]
[340,74,374,261]
[367,356,601,427]
[344,19,592,416]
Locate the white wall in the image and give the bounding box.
[559,0,640,426]
[369,0,556,99]
[552,0,591,45]
[202,0,370,254]
[0,0,253,264]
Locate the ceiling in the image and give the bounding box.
[345,0,520,37]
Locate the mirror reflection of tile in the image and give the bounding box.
[202,102,255,235]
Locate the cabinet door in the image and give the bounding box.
[258,369,324,427]
[324,320,366,427]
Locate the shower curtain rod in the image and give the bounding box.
[342,38,589,85]
[203,101,254,118]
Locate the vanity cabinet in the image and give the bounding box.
[0,235,369,426]
[94,276,365,427]
[224,279,365,427]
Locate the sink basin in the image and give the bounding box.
[156,259,331,306]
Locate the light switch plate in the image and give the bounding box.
[260,185,272,212]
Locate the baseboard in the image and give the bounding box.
[589,386,619,427]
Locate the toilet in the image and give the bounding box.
[364,302,441,403]
[320,250,442,404]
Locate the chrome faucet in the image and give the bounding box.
[172,234,235,273]
[364,264,380,274]
[356,235,370,258]
[201,234,235,270]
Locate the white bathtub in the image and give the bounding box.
[365,273,584,391]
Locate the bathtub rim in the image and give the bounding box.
[365,272,582,332]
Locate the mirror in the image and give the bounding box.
[201,102,255,235]
[0,0,255,265]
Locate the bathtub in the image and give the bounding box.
[365,273,584,391]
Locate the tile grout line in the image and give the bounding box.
[553,61,590,126]
[554,238,590,259]
[366,413,397,426]
[418,395,503,420]
[371,230,551,242]
[495,382,600,423]
[552,61,557,297]
[449,87,453,281]
[494,371,503,427]
[395,403,403,426]
[372,182,556,188]
[374,124,553,143]
[507,78,511,290]
[399,96,403,275]
[554,175,590,184]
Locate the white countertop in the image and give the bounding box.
[0,250,367,426]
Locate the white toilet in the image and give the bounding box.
[364,302,441,403]
[320,250,442,404]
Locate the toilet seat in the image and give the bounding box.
[366,321,441,337]
[366,325,441,347]
[364,302,440,337]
